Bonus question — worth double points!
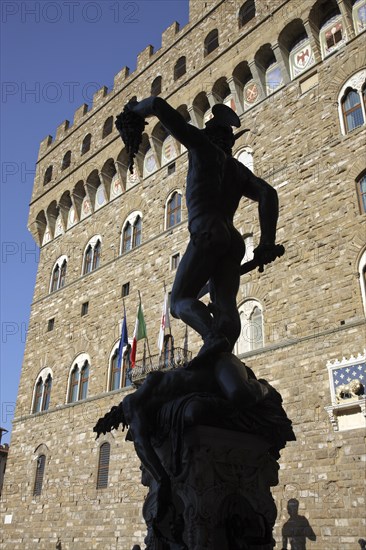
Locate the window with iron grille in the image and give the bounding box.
[47,318,55,332]
[33,455,46,496]
[171,253,180,271]
[122,282,130,297]
[81,301,89,316]
[167,163,176,176]
[96,443,110,489]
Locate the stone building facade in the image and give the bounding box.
[1,0,366,548]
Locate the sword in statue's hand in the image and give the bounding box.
[198,243,285,299]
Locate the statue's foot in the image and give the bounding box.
[185,333,230,369]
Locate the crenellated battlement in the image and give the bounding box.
[35,10,197,159]
[137,44,155,71]
[161,21,181,48]
[113,66,130,93]
[55,120,70,141]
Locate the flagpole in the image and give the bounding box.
[138,291,153,367]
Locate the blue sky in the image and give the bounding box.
[0,0,189,444]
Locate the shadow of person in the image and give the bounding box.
[281,499,316,549]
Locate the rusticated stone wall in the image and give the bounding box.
[1,0,365,548]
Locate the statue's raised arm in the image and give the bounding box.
[116,97,201,172]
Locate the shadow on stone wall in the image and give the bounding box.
[281,499,316,550]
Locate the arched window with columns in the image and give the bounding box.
[82,236,102,275]
[50,256,67,293]
[235,299,264,355]
[108,341,132,391]
[121,211,143,254]
[31,369,53,413]
[67,355,90,403]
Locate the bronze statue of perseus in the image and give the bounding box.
[116,97,284,364]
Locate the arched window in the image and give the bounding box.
[338,70,366,135]
[33,455,46,496]
[109,343,132,390]
[50,256,67,293]
[238,0,255,28]
[93,240,101,269]
[235,300,264,355]
[68,366,80,403]
[122,222,132,253]
[61,151,71,171]
[151,76,162,96]
[357,174,366,213]
[43,375,52,411]
[342,89,364,132]
[249,306,263,351]
[102,116,113,139]
[96,442,110,489]
[59,260,67,288]
[236,147,254,171]
[204,29,219,57]
[133,216,142,247]
[82,236,102,274]
[81,134,91,155]
[33,379,43,413]
[110,349,121,391]
[353,0,366,34]
[67,356,90,403]
[80,362,89,400]
[84,245,93,274]
[174,57,186,80]
[121,212,143,253]
[32,372,53,414]
[166,192,182,228]
[43,165,53,185]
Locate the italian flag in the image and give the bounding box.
[130,302,147,368]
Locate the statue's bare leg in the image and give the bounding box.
[210,255,242,351]
[170,240,230,361]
